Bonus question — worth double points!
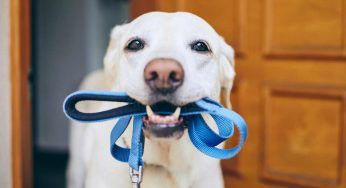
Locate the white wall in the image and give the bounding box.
[0,0,12,187]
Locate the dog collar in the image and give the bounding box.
[63,90,247,176]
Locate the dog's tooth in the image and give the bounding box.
[168,123,175,127]
[160,124,167,128]
[165,117,172,123]
[146,105,154,119]
[161,117,167,123]
[157,116,164,123]
[153,115,159,123]
[172,107,181,119]
[151,115,156,122]
[156,115,162,123]
[168,116,175,122]
[161,116,169,124]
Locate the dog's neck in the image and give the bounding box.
[142,132,196,172]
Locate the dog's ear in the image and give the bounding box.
[218,37,235,109]
[103,24,128,80]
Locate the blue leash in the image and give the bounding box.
[63,90,248,172]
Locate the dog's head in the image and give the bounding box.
[104,12,235,139]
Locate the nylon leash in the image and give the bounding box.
[63,90,248,186]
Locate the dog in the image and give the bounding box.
[67,12,235,188]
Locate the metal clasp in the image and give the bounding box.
[129,166,143,188]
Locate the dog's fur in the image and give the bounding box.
[68,12,235,188]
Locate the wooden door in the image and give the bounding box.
[10,0,32,187]
[131,0,346,187]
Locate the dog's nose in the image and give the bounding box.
[144,58,184,95]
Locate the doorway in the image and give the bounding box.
[31,1,129,187]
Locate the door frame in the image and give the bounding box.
[10,0,32,187]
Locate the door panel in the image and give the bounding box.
[131,0,346,187]
[264,0,345,57]
[262,86,344,187]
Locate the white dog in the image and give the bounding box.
[67,12,235,188]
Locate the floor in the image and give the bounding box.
[34,151,68,188]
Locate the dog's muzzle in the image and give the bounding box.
[142,58,186,137]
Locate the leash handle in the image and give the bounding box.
[63,90,206,122]
[63,90,144,122]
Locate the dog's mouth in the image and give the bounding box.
[142,105,185,139]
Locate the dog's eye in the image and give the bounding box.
[190,41,211,53]
[126,38,145,51]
